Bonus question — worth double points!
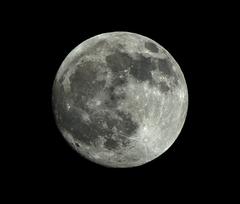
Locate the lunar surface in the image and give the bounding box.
[52,32,188,168]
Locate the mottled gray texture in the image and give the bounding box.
[52,32,188,168]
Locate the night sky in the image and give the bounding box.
[3,2,235,200]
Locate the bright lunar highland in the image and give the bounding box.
[52,32,188,168]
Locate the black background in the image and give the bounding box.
[3,1,237,200]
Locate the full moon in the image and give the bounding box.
[52,32,188,168]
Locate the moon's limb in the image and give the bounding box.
[52,32,188,168]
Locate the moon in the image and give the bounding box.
[52,32,188,168]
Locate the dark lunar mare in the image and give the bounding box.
[106,50,132,74]
[52,82,101,146]
[62,60,107,113]
[129,53,156,82]
[106,50,157,83]
[95,110,138,150]
[106,50,177,94]
[157,58,178,85]
[105,50,177,85]
[144,41,159,53]
[53,92,138,149]
[159,81,170,92]
[53,58,139,150]
[104,85,126,109]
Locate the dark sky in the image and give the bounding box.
[3,2,236,200]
